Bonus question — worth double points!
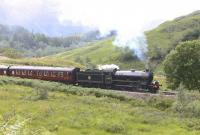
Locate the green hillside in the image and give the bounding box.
[47,38,144,69]
[1,38,144,69]
[146,10,200,69]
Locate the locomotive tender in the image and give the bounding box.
[0,65,160,93]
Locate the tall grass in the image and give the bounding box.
[172,85,200,119]
[0,76,200,134]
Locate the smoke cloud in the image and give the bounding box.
[113,33,148,60]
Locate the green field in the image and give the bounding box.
[0,76,200,135]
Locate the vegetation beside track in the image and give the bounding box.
[0,76,200,135]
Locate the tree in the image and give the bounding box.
[163,40,200,90]
[120,47,138,61]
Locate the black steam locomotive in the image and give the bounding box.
[0,65,160,93]
[76,68,160,93]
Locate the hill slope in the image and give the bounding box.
[46,38,144,69]
[0,38,144,69]
[146,10,200,69]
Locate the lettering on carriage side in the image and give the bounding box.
[37,71,43,76]
[22,70,26,75]
[51,71,56,77]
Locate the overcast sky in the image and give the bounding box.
[1,0,200,36]
[57,0,200,34]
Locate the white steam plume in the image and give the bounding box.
[98,64,119,70]
[113,33,148,60]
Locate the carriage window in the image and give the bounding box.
[4,70,6,75]
[44,71,49,76]
[51,72,56,77]
[58,72,64,77]
[28,71,33,76]
[16,70,20,75]
[37,71,43,76]
[22,70,26,75]
[11,71,14,75]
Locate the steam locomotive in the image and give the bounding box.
[0,65,160,93]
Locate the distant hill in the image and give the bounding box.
[146,10,200,70]
[0,24,102,58]
[1,38,144,69]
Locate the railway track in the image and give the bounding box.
[161,91,177,96]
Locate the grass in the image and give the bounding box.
[0,38,144,70]
[0,76,199,135]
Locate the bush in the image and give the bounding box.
[185,100,200,118]
[146,96,174,111]
[164,40,200,90]
[172,85,200,118]
[185,119,200,130]
[100,122,126,133]
[37,89,48,100]
[120,47,138,61]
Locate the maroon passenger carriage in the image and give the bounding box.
[0,65,9,75]
[5,66,79,83]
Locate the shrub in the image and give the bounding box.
[185,100,200,118]
[172,85,200,118]
[37,89,48,100]
[185,119,200,130]
[100,122,126,133]
[164,40,200,90]
[146,96,174,111]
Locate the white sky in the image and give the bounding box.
[55,0,200,35]
[1,0,200,35]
